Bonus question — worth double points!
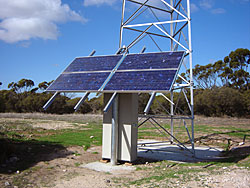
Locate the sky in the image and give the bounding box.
[0,0,250,90]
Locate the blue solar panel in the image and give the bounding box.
[46,51,184,92]
[47,72,110,91]
[104,70,177,91]
[119,51,184,70]
[64,55,122,72]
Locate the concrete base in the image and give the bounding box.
[82,162,135,174]
[138,139,223,163]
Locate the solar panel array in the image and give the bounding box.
[47,51,184,93]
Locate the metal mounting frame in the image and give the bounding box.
[119,0,195,155]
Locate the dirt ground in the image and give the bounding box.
[1,144,249,188]
[0,113,249,188]
[1,145,250,188]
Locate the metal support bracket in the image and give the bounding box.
[182,89,191,112]
[178,74,189,84]
[183,120,192,144]
[98,52,127,92]
[74,92,90,112]
[89,50,96,57]
[140,46,146,53]
[103,92,118,113]
[160,93,174,105]
[144,92,156,114]
[43,91,60,111]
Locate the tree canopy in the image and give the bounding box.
[182,48,250,91]
[8,78,35,93]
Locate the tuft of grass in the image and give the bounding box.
[83,143,90,151]
[73,151,81,156]
[74,162,81,167]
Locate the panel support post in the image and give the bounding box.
[74,92,90,112]
[144,92,156,115]
[111,94,119,165]
[170,90,174,143]
[43,92,60,111]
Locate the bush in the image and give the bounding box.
[67,98,92,114]
[194,87,247,117]
[0,90,18,112]
[0,94,5,112]
[243,90,250,116]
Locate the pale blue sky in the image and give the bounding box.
[0,0,249,90]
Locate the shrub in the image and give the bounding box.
[194,87,247,117]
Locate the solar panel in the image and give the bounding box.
[105,70,177,91]
[64,55,122,72]
[118,51,184,70]
[47,72,110,91]
[46,51,184,93]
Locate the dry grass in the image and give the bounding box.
[0,113,102,124]
[1,113,249,126]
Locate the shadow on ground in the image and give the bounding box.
[137,139,250,164]
[192,129,250,144]
[220,145,250,163]
[0,137,72,174]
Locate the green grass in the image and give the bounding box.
[74,162,81,167]
[138,124,172,139]
[1,119,103,147]
[38,130,100,146]
[38,123,102,147]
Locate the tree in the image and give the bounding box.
[8,79,35,93]
[189,48,250,90]
[38,80,54,91]
[223,48,250,90]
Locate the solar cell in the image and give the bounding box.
[46,51,185,93]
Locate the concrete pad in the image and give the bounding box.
[138,139,223,163]
[83,140,223,173]
[81,162,135,174]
